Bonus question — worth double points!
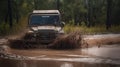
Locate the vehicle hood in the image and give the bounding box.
[31,26,62,31]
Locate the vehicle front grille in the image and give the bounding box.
[36,30,57,40]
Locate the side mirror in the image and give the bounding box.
[61,22,65,27]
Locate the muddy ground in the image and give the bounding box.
[0,34,120,67]
[84,34,120,47]
[0,34,120,57]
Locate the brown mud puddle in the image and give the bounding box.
[0,34,120,67]
[0,58,120,67]
[1,46,120,66]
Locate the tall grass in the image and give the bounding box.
[0,16,28,36]
[0,22,10,35]
[64,24,120,34]
[1,18,120,36]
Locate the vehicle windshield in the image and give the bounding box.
[29,14,60,26]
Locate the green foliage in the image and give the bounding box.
[0,22,10,35]
[0,0,120,35]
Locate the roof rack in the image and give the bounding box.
[33,10,60,14]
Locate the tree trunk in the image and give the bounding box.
[34,0,38,10]
[87,0,91,27]
[56,0,60,10]
[8,0,13,28]
[15,2,19,23]
[106,0,112,30]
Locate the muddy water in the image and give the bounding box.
[0,59,120,67]
[1,46,120,67]
[0,34,120,67]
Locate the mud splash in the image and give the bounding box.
[49,32,83,49]
[8,32,88,49]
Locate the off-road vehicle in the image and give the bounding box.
[27,10,65,44]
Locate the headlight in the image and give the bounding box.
[30,27,38,32]
[58,30,64,34]
[28,30,34,33]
